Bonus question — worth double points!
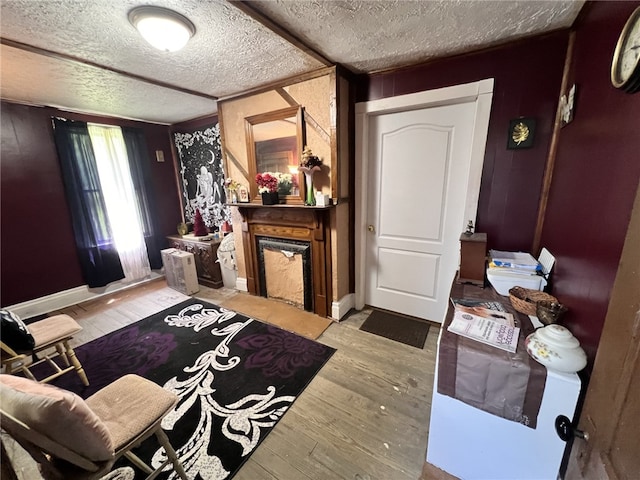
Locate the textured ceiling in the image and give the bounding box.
[250,0,585,73]
[0,0,584,124]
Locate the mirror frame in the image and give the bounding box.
[245,106,304,204]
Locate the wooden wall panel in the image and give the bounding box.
[358,31,570,253]
[539,1,640,368]
[0,102,180,306]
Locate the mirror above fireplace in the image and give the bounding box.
[245,106,304,203]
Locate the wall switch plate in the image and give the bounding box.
[155,150,165,162]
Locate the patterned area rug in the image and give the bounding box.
[49,298,336,479]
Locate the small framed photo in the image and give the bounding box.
[238,185,250,203]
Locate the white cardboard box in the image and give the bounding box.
[161,248,199,295]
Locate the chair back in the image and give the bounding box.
[0,409,106,477]
[0,375,114,480]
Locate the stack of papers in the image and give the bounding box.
[447,301,520,353]
[488,250,542,276]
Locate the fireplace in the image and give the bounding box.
[256,237,313,311]
[237,204,332,317]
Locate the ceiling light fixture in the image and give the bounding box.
[128,6,195,52]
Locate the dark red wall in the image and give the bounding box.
[539,1,640,367]
[0,102,181,306]
[358,2,640,369]
[358,31,570,252]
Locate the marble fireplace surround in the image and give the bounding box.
[237,204,333,318]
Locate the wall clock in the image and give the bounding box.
[611,6,640,93]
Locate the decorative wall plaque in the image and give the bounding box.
[507,117,536,149]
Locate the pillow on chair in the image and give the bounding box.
[0,309,35,352]
[0,374,114,462]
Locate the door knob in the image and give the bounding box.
[555,415,588,442]
[368,225,375,232]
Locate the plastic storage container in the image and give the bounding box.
[486,269,546,296]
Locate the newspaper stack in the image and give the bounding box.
[447,301,520,353]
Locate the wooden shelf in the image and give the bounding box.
[227,203,333,210]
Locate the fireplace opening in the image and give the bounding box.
[256,236,313,311]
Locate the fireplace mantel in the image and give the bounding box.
[236,204,333,318]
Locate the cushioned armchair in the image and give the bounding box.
[0,374,188,480]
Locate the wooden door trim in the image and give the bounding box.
[353,79,494,311]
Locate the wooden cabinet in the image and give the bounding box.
[166,235,223,288]
[457,232,487,286]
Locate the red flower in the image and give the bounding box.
[255,173,278,193]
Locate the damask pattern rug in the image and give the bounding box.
[50,299,336,479]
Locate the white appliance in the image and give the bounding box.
[161,248,199,295]
[427,326,581,480]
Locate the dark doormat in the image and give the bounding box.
[359,309,430,349]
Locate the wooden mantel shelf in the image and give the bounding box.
[234,203,333,318]
[228,203,334,210]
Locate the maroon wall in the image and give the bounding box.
[0,102,181,306]
[358,31,570,252]
[539,1,640,367]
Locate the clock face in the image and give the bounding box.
[612,7,640,92]
[620,15,640,81]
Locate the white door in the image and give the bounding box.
[356,80,493,322]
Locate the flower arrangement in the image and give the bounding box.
[299,146,322,205]
[255,173,278,193]
[224,178,240,192]
[273,172,296,196]
[299,145,322,172]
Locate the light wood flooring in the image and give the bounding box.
[3,278,442,480]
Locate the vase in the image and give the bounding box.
[303,171,315,206]
[261,191,279,205]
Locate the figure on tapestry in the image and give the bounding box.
[174,123,231,229]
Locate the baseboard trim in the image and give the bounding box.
[331,293,355,321]
[235,277,248,292]
[6,272,164,319]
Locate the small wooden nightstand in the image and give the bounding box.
[457,232,487,286]
[166,235,223,288]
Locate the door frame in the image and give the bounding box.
[354,79,494,312]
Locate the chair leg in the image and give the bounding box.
[123,451,154,475]
[154,428,189,480]
[55,344,70,366]
[62,341,89,386]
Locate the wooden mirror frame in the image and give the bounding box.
[245,106,305,204]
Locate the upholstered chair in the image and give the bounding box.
[0,374,188,480]
[0,310,89,386]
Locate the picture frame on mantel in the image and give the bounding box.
[238,185,250,203]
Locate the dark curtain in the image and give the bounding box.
[122,127,162,269]
[52,118,124,287]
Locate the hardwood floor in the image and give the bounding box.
[3,278,439,480]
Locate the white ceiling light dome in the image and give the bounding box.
[129,6,195,52]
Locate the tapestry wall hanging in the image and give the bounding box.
[174,124,230,228]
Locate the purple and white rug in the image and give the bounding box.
[51,298,335,479]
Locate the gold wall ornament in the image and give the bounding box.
[507,117,536,149]
[512,122,530,145]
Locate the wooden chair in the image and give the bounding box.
[1,314,89,386]
[0,374,189,480]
